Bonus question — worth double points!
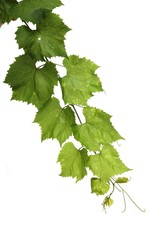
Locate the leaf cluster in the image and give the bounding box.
[1,0,132,209]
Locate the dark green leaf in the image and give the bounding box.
[16,13,70,60]
[5,55,58,108]
[0,0,17,23]
[11,0,62,23]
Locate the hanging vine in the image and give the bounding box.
[0,0,145,212]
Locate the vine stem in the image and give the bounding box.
[108,179,115,198]
[53,62,65,68]
[22,20,29,28]
[110,179,121,192]
[44,56,65,68]
[71,105,83,124]
[44,56,49,62]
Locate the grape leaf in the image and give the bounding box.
[11,0,62,23]
[60,55,103,106]
[91,178,110,195]
[16,12,70,60]
[34,97,75,145]
[73,107,123,151]
[58,142,88,182]
[88,144,131,182]
[5,55,58,108]
[0,0,17,23]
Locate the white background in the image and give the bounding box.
[0,0,160,239]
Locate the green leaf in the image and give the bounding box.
[88,144,131,182]
[107,198,114,207]
[58,142,88,182]
[34,97,76,145]
[60,55,103,106]
[103,197,114,207]
[5,55,58,108]
[91,178,110,195]
[11,0,62,23]
[115,177,129,183]
[0,0,17,23]
[16,12,70,60]
[73,107,123,151]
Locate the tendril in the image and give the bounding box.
[102,177,146,212]
[122,190,127,213]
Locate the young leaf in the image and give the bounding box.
[103,197,114,208]
[11,0,63,23]
[73,107,123,151]
[34,97,75,145]
[91,178,110,195]
[5,55,58,108]
[115,177,129,183]
[88,144,131,182]
[60,55,103,106]
[58,142,88,182]
[16,13,70,60]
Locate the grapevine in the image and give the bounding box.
[0,0,145,212]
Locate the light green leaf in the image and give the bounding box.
[60,55,103,106]
[16,12,70,60]
[88,144,131,182]
[115,177,129,183]
[107,198,114,207]
[103,197,114,207]
[34,97,75,145]
[5,55,58,108]
[11,0,62,23]
[91,178,110,195]
[73,107,123,151]
[58,142,88,182]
